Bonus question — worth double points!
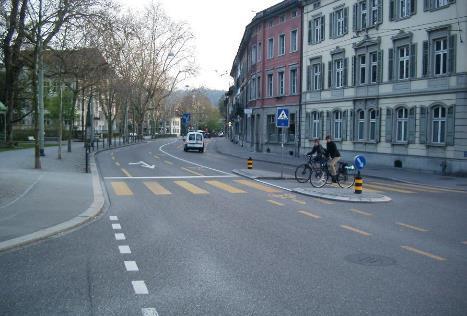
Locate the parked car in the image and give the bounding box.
[184,131,205,153]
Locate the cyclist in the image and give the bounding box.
[325,135,341,183]
[306,138,326,167]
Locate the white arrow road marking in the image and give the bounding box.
[128,161,155,169]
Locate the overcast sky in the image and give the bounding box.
[120,0,281,91]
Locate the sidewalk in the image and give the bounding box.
[215,138,467,191]
[0,142,103,251]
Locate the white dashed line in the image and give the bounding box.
[115,233,126,240]
[112,223,122,230]
[109,216,119,221]
[119,245,131,254]
[132,280,149,294]
[142,307,159,316]
[124,261,139,272]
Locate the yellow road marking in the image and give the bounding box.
[144,182,171,195]
[358,186,382,193]
[340,225,371,236]
[115,162,120,166]
[379,181,463,194]
[292,199,306,205]
[174,181,209,194]
[401,245,446,261]
[153,155,160,159]
[350,208,373,216]
[164,160,173,165]
[365,183,415,194]
[234,180,280,193]
[314,198,335,205]
[267,200,284,206]
[111,181,133,196]
[121,168,132,177]
[372,181,439,193]
[396,222,428,232]
[205,180,246,193]
[298,210,321,219]
[181,167,204,176]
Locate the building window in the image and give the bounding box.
[312,112,320,138]
[357,110,365,140]
[267,114,279,142]
[360,1,367,29]
[268,38,274,59]
[369,109,377,141]
[258,42,262,62]
[290,30,298,52]
[359,55,366,85]
[257,76,261,98]
[279,34,286,56]
[353,0,381,31]
[267,74,273,97]
[330,7,349,38]
[398,45,410,80]
[290,69,297,95]
[434,38,447,76]
[399,0,410,18]
[370,52,378,83]
[280,15,286,23]
[291,10,298,18]
[287,113,296,143]
[278,71,285,96]
[309,16,324,44]
[396,107,408,142]
[390,0,415,20]
[335,59,344,88]
[425,0,452,10]
[334,111,342,140]
[313,63,321,90]
[370,0,379,25]
[251,45,257,65]
[336,9,344,37]
[432,106,446,143]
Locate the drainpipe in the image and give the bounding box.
[297,2,304,157]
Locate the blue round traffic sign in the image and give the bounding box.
[354,155,367,170]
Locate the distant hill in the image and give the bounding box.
[198,88,225,107]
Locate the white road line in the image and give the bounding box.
[124,261,139,271]
[132,280,149,294]
[142,308,159,316]
[109,216,119,221]
[0,174,43,210]
[104,175,237,180]
[115,233,126,240]
[159,140,233,175]
[118,245,131,254]
[112,223,122,230]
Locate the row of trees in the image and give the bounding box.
[1,0,196,168]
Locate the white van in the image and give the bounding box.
[184,132,205,153]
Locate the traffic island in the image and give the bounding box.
[232,169,294,180]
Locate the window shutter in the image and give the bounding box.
[321,63,325,90]
[352,4,358,31]
[305,112,311,139]
[424,0,431,11]
[328,61,332,89]
[343,57,348,87]
[446,105,455,146]
[388,48,394,81]
[344,7,349,34]
[319,111,324,139]
[349,110,354,141]
[377,50,383,83]
[419,106,427,144]
[375,109,381,143]
[408,107,416,144]
[422,40,429,77]
[389,0,395,21]
[342,110,348,140]
[326,111,332,137]
[410,0,417,15]
[308,20,312,44]
[321,16,325,41]
[377,0,383,24]
[385,108,393,143]
[306,65,312,91]
[352,56,356,86]
[329,12,334,39]
[448,34,457,74]
[410,43,417,79]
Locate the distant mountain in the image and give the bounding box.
[198,88,226,107]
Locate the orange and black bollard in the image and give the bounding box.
[354,171,363,194]
[247,157,253,169]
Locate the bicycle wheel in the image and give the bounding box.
[295,164,312,183]
[337,163,356,188]
[310,167,328,188]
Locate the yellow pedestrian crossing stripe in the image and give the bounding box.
[144,181,171,195]
[234,179,280,193]
[174,181,209,195]
[111,182,133,196]
[205,180,246,194]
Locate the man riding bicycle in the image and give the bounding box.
[325,135,341,183]
[306,138,327,167]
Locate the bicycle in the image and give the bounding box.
[295,155,322,183]
[309,159,356,188]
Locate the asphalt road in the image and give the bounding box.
[1,137,466,315]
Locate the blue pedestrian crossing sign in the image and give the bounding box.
[276,108,289,128]
[354,155,367,170]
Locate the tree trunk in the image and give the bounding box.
[58,80,63,159]
[108,116,113,146]
[33,47,41,169]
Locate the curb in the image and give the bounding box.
[232,169,295,180]
[0,156,105,253]
[232,169,391,203]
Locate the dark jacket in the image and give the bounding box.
[307,144,325,158]
[326,141,340,159]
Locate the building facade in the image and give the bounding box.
[301,0,467,174]
[231,0,303,154]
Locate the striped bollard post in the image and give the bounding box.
[354,171,363,194]
[247,157,253,170]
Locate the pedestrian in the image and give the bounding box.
[325,135,341,183]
